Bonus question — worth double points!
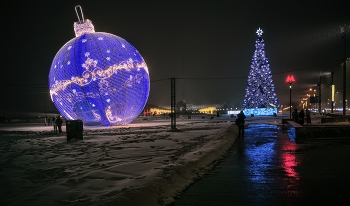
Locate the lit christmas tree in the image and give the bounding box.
[241,28,279,116]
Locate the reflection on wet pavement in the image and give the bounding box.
[240,124,301,201]
[172,124,350,206]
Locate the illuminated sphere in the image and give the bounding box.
[49,18,150,126]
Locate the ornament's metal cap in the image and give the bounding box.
[74,19,95,37]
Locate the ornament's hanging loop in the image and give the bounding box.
[75,5,85,23]
[73,5,95,37]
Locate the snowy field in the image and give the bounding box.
[0,115,289,206]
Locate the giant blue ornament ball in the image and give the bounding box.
[48,6,150,126]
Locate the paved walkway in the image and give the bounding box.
[171,123,350,206]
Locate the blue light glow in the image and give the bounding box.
[243,108,277,116]
[48,16,150,126]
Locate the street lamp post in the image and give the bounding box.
[341,24,347,116]
[331,71,334,113]
[317,75,322,114]
[45,101,47,118]
[286,75,296,120]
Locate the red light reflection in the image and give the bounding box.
[281,141,299,179]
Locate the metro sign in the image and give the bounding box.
[285,75,296,84]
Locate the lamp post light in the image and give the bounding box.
[286,75,296,119]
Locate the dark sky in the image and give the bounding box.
[1,0,349,116]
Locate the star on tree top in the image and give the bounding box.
[256,28,263,37]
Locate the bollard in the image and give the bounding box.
[66,120,83,142]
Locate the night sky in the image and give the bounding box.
[1,0,349,117]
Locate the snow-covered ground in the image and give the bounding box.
[0,114,335,205]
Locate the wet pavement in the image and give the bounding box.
[171,123,350,206]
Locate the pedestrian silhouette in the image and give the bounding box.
[299,109,305,125]
[236,110,246,137]
[292,109,298,123]
[52,117,57,133]
[306,109,311,125]
[56,116,63,133]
